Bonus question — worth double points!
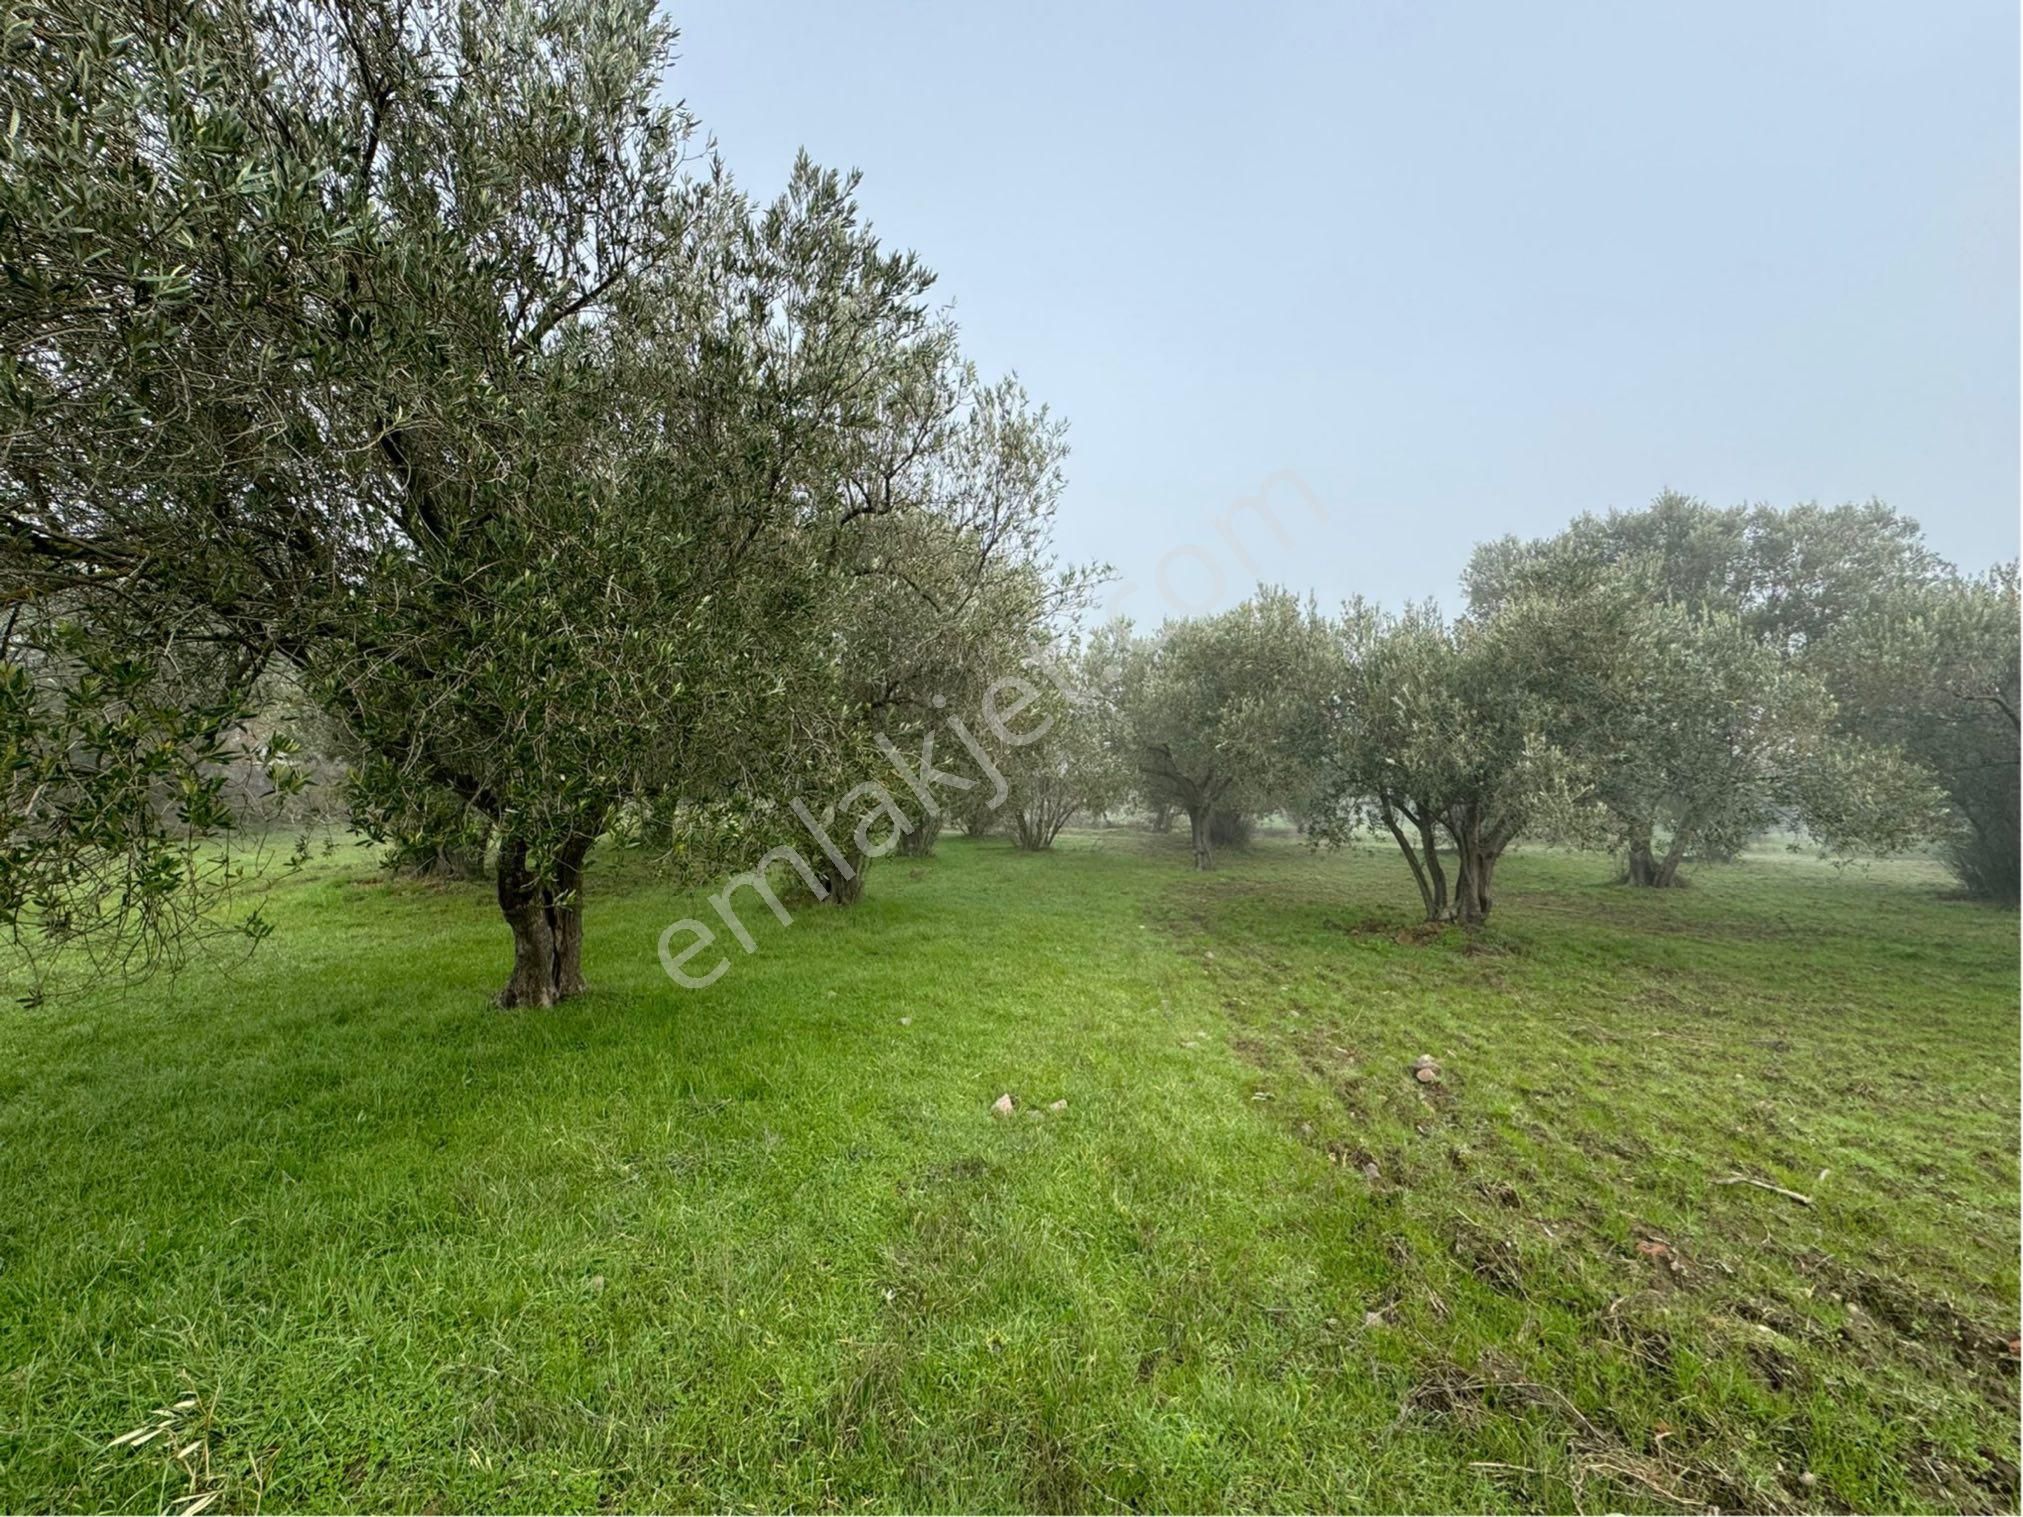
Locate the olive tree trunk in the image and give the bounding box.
[1378,798,1448,921]
[494,833,592,1008]
[1136,747,1230,869]
[1445,806,1511,926]
[1624,818,1689,887]
[1624,823,1658,887]
[819,841,875,906]
[896,814,942,858]
[1186,805,1213,870]
[1451,845,1498,925]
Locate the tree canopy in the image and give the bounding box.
[1,0,1068,1001]
[1121,590,1335,870]
[1462,493,1992,895]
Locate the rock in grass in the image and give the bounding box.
[1049,1099,1068,1112]
[991,1093,1015,1116]
[1412,1054,1442,1084]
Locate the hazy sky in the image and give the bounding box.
[675,1,2019,621]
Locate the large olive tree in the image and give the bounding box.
[1590,602,1941,888]
[0,0,1003,1003]
[1464,493,1953,885]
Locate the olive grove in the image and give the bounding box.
[1094,497,1994,926]
[2,2,2009,1012]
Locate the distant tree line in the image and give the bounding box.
[1086,495,2015,921]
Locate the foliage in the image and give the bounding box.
[810,371,1076,894]
[1463,493,1964,886]
[1465,491,1942,654]
[1121,589,1336,869]
[0,0,1066,999]
[0,619,298,990]
[1312,594,1618,923]
[1818,565,2021,901]
[1580,601,1946,886]
[999,633,1130,851]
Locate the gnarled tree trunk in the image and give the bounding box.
[496,838,556,1008]
[1415,811,1448,919]
[1451,845,1497,925]
[1624,818,1690,887]
[1445,804,1510,926]
[1624,824,1658,886]
[1138,746,1230,870]
[896,814,942,858]
[494,833,593,1007]
[550,835,589,997]
[819,841,875,906]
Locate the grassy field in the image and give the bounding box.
[1,831,2016,1513]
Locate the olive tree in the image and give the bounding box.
[1465,493,1951,883]
[1122,590,1334,869]
[807,370,1072,895]
[1819,566,2020,902]
[1314,596,1614,924]
[0,0,988,1003]
[1593,602,1942,887]
[999,632,1130,851]
[1318,585,1944,921]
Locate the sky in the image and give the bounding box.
[672,0,2020,621]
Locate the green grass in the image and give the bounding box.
[1,832,2016,1513]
